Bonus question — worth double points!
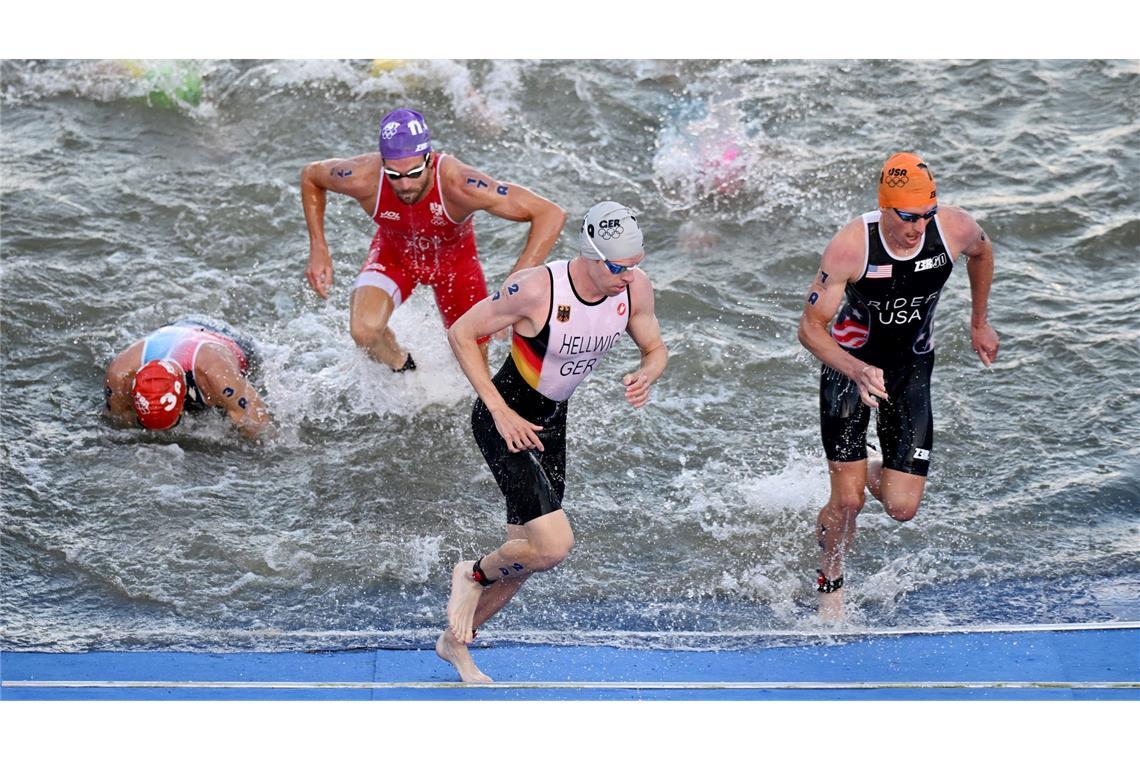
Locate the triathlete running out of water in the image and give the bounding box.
[300,107,566,371]
[437,202,668,682]
[797,152,999,620]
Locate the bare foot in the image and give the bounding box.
[447,561,483,644]
[818,589,847,622]
[436,630,492,683]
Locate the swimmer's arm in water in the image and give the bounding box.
[300,154,382,298]
[448,267,550,453]
[944,207,999,367]
[797,217,889,408]
[196,345,272,440]
[440,158,566,276]
[623,270,668,409]
[103,344,142,427]
[103,372,138,427]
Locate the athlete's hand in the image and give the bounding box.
[971,322,999,367]
[491,406,545,453]
[623,372,652,409]
[854,363,889,409]
[306,246,334,299]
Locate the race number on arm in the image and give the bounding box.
[797,218,889,408]
[440,158,566,275]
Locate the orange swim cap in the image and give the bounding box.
[878,152,937,209]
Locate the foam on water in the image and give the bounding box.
[255,298,474,434]
[2,58,1138,652]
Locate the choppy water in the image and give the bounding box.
[2,59,1138,652]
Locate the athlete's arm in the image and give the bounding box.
[440,158,567,276]
[103,344,142,427]
[797,220,889,408]
[945,207,999,367]
[448,267,550,453]
[299,154,381,298]
[195,345,272,440]
[623,272,668,409]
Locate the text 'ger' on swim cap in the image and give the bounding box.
[579,201,644,261]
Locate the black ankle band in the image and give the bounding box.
[817,570,844,594]
[392,353,416,373]
[472,557,497,587]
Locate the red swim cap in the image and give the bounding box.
[132,359,187,430]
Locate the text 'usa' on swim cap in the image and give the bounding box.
[378,108,432,159]
[132,359,187,430]
[878,152,937,210]
[579,201,644,261]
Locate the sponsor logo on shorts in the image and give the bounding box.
[557,304,571,322]
[378,211,401,221]
[913,447,930,461]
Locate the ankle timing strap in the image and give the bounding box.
[817,570,844,594]
[472,557,497,587]
[392,353,416,373]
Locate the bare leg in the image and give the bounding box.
[866,450,884,504]
[879,469,927,523]
[816,459,868,622]
[436,547,530,684]
[442,511,573,686]
[446,560,484,645]
[447,511,573,643]
[350,286,409,369]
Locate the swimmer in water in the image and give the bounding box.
[104,316,270,439]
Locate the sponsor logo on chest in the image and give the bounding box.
[914,252,949,273]
[430,202,447,227]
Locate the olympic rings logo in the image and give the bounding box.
[597,223,624,240]
[886,176,909,188]
[381,123,400,139]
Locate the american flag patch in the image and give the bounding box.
[866,263,893,279]
[832,319,869,348]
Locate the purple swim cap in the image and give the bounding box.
[378,108,432,159]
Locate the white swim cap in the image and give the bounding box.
[579,202,644,261]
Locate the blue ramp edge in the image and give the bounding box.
[2,623,1138,701]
